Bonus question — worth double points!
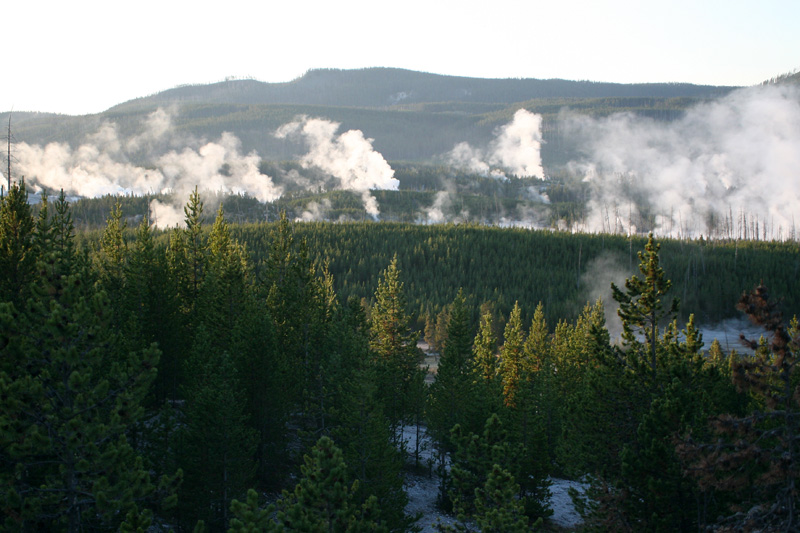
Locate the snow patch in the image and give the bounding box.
[547,477,587,529]
[401,425,585,530]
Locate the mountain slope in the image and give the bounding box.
[4,67,738,165]
[111,67,736,111]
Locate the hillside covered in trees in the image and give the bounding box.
[2,67,735,165]
[2,181,799,531]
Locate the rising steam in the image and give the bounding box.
[13,108,283,227]
[448,109,545,179]
[564,84,800,239]
[274,115,398,219]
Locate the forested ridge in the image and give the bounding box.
[69,190,800,329]
[2,181,800,531]
[2,67,736,165]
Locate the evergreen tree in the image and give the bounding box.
[128,215,183,404]
[275,436,388,532]
[611,232,679,385]
[178,327,258,532]
[227,489,280,532]
[473,307,498,384]
[329,297,412,531]
[498,302,525,409]
[369,256,425,443]
[229,296,285,489]
[202,205,249,346]
[0,195,177,531]
[523,303,558,460]
[473,465,533,533]
[678,285,800,532]
[571,235,734,530]
[0,180,35,310]
[168,187,207,327]
[94,199,128,310]
[262,212,320,411]
[448,414,519,519]
[427,290,481,450]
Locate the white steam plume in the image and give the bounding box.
[421,191,452,224]
[448,109,545,179]
[13,108,282,228]
[275,116,398,219]
[580,251,633,342]
[417,186,469,225]
[296,199,332,222]
[564,85,800,239]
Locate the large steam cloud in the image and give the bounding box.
[564,84,800,239]
[10,109,403,227]
[274,115,398,219]
[448,109,545,180]
[13,108,283,227]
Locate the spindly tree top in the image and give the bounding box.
[611,233,679,379]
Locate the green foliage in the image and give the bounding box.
[678,286,800,532]
[5,185,800,532]
[227,489,279,532]
[611,233,680,384]
[498,303,526,409]
[0,195,176,531]
[448,413,550,525]
[473,465,534,533]
[427,290,483,449]
[0,180,36,309]
[563,234,746,530]
[369,256,425,439]
[178,328,259,531]
[275,436,389,532]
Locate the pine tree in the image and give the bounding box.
[275,436,388,532]
[473,306,498,384]
[678,285,800,532]
[523,303,557,459]
[94,199,128,306]
[611,232,679,385]
[203,205,249,340]
[178,327,258,532]
[0,180,36,310]
[498,302,525,409]
[263,212,320,410]
[168,187,207,326]
[427,290,481,450]
[127,215,183,404]
[330,296,409,531]
[0,195,177,531]
[229,296,285,489]
[448,414,518,519]
[473,465,532,533]
[369,256,424,443]
[227,489,280,532]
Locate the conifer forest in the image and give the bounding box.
[2,177,799,532]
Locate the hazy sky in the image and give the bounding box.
[4,0,798,115]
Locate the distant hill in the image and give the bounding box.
[112,67,736,110]
[762,69,800,86]
[3,68,739,166]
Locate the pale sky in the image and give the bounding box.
[4,0,798,115]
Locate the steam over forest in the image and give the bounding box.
[1,68,800,531]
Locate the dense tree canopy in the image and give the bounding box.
[1,187,796,531]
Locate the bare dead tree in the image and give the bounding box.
[4,111,14,195]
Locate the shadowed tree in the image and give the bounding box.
[678,285,800,532]
[0,193,178,531]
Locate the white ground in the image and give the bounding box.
[401,426,586,531]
